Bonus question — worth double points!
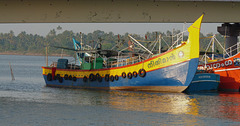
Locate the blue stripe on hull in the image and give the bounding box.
[43,58,199,92]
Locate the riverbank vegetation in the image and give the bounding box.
[0,29,225,56]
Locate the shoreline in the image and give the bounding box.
[0,52,71,57]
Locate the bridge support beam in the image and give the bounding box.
[218,23,240,55]
[0,0,240,23]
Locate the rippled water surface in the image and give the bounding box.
[1,55,240,126]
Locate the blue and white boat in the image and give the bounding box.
[184,69,220,93]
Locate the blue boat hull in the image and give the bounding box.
[43,58,199,92]
[184,73,220,93]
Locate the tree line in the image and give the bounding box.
[0,29,225,56]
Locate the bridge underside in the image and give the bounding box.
[0,0,240,23]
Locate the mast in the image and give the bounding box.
[212,37,215,60]
[46,46,48,66]
[158,34,161,54]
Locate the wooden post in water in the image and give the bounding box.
[9,62,15,81]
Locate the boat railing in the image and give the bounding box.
[224,41,240,57]
[107,56,142,68]
[167,30,188,51]
[200,35,230,63]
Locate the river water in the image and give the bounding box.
[0,55,240,126]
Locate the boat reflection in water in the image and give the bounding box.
[40,87,240,123]
[108,91,199,116]
[108,91,240,123]
[219,92,240,122]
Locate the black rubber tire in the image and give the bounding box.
[73,76,77,82]
[89,74,95,81]
[115,75,119,81]
[127,72,132,79]
[105,74,110,82]
[83,76,88,82]
[58,77,63,83]
[64,74,68,80]
[97,76,102,82]
[138,69,146,77]
[69,75,73,80]
[133,71,138,78]
[47,73,52,81]
[56,74,60,79]
[110,75,114,82]
[122,72,126,78]
[96,73,100,78]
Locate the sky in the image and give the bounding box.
[0,23,221,37]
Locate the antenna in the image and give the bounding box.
[80,32,83,50]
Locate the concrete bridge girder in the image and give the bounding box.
[0,0,240,23]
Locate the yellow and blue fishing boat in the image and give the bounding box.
[42,14,204,92]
